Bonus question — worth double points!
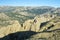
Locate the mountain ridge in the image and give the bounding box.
[0,6,60,40]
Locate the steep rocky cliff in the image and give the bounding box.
[0,13,60,40]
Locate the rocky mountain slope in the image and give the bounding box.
[0,6,60,40]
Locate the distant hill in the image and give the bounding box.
[0,6,60,23]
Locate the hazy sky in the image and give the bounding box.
[0,0,60,7]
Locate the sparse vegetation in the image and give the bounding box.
[0,6,60,40]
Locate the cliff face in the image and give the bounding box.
[0,13,60,39]
[0,6,60,40]
[0,20,22,38]
[23,14,57,32]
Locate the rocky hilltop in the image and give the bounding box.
[0,6,60,40]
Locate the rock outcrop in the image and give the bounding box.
[23,14,57,32]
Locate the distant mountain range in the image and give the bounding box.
[0,6,60,23]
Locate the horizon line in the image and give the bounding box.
[0,5,60,8]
